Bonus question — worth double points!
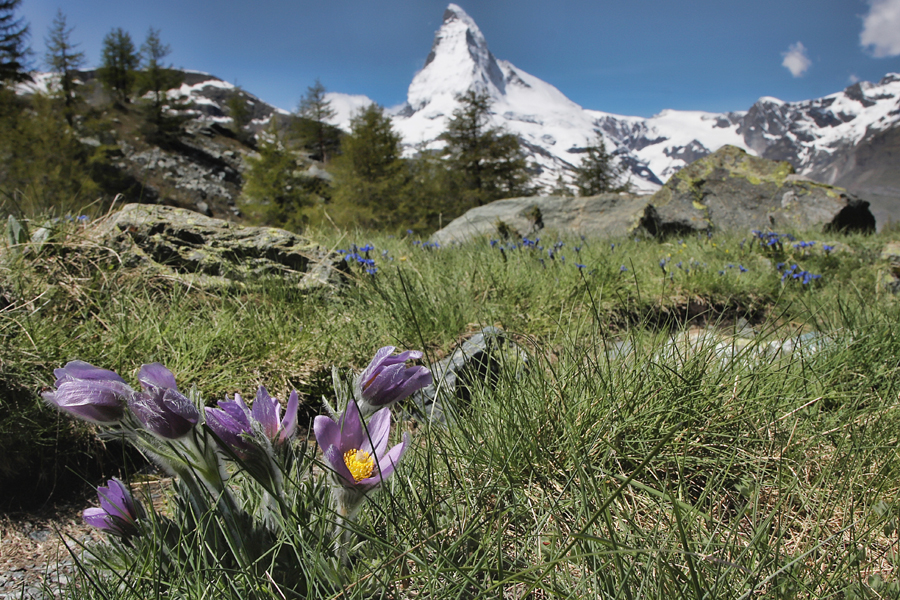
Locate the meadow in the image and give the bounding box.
[2,215,900,599]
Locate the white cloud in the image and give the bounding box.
[848,74,860,84]
[782,42,811,77]
[861,0,900,57]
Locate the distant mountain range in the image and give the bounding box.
[327,3,900,227]
[20,4,899,227]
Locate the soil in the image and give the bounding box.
[0,478,171,599]
[0,492,102,599]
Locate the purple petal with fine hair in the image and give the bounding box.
[98,479,134,519]
[313,414,341,456]
[278,391,299,444]
[363,363,432,406]
[53,360,127,387]
[323,444,357,486]
[206,407,253,456]
[218,398,250,425]
[251,386,280,440]
[360,407,391,458]
[138,363,178,391]
[129,387,199,439]
[360,433,409,490]
[43,380,128,424]
[82,507,112,531]
[338,400,364,452]
[357,346,396,389]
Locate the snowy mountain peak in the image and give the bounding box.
[407,3,505,113]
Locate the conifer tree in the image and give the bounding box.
[98,28,139,103]
[44,10,84,124]
[573,129,629,196]
[242,123,322,231]
[293,79,340,163]
[440,88,534,206]
[137,27,182,108]
[330,103,408,227]
[225,88,253,143]
[0,0,29,85]
[135,27,183,140]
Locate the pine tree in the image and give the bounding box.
[98,28,139,103]
[573,129,629,196]
[0,0,30,84]
[135,27,183,140]
[440,88,534,206]
[242,123,322,231]
[44,10,84,124]
[225,88,253,143]
[330,104,409,227]
[293,79,340,163]
[136,28,182,108]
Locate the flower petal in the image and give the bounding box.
[43,380,127,424]
[338,400,364,452]
[54,361,127,387]
[251,386,279,440]
[138,363,179,391]
[357,346,396,389]
[360,406,391,458]
[323,444,357,487]
[278,390,299,444]
[313,414,341,454]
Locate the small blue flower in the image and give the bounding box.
[620,265,627,272]
[575,263,586,270]
[738,265,748,273]
[366,267,378,275]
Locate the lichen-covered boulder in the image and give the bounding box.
[100,203,346,289]
[431,193,649,244]
[407,326,528,425]
[644,145,875,235]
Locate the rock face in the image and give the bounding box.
[432,146,876,243]
[100,203,345,289]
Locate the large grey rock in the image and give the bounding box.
[644,145,875,235]
[408,327,528,425]
[432,193,649,244]
[432,146,877,244]
[99,203,346,290]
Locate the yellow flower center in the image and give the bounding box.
[343,449,375,482]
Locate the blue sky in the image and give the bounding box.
[17,0,900,117]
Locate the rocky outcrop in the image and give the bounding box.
[432,193,649,244]
[432,146,876,243]
[645,145,875,235]
[407,327,528,425]
[99,203,346,290]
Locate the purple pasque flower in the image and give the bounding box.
[206,387,299,457]
[42,361,132,424]
[83,478,142,537]
[314,400,408,493]
[354,346,431,413]
[251,386,299,445]
[129,363,199,439]
[205,393,255,458]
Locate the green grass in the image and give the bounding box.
[3,216,900,598]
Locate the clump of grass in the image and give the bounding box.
[4,216,900,597]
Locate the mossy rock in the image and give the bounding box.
[644,145,875,235]
[100,203,347,290]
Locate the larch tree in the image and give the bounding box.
[44,9,84,124]
[98,27,139,103]
[0,0,30,85]
[573,128,629,196]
